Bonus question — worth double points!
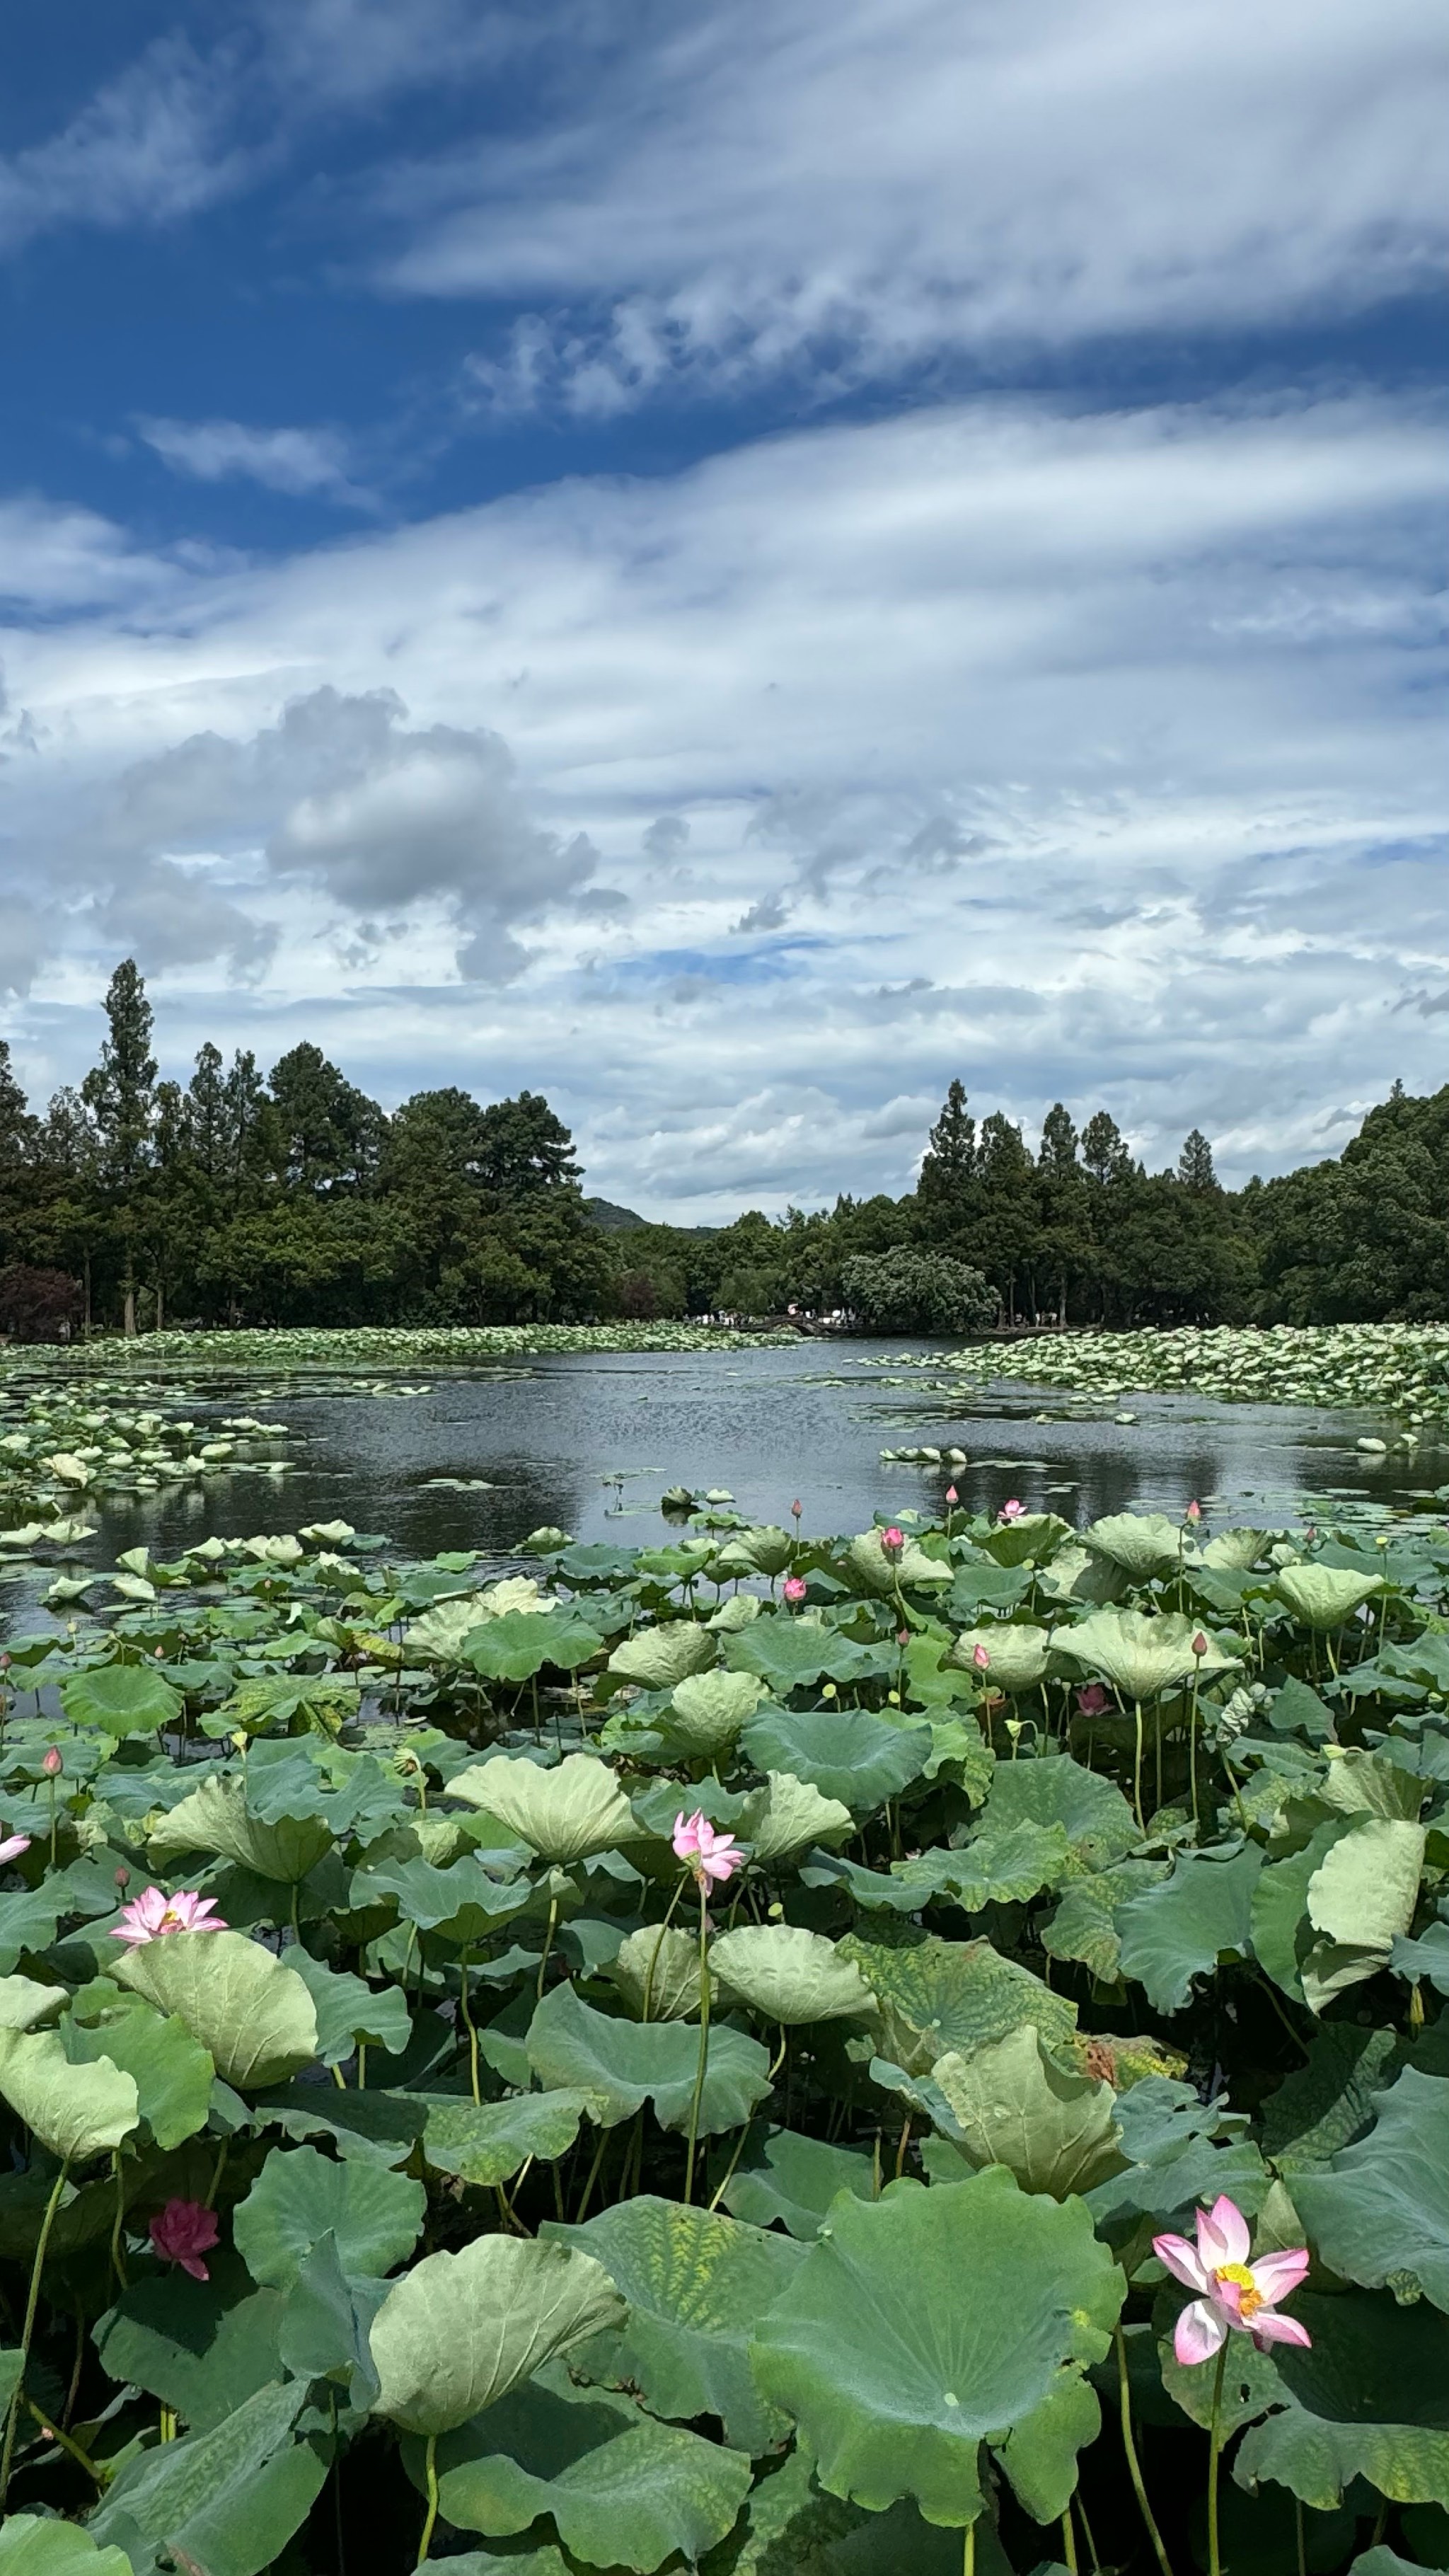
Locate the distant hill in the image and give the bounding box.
[583,1197,719,1237]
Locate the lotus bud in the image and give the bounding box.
[1191,1631,1208,1657]
[790,1500,802,1522]
[783,1576,807,1604]
[972,1643,991,1670]
[1185,1500,1201,1522]
[945,1484,959,1505]
[880,1526,905,1558]
[42,1747,62,1778]
[999,1498,1024,1522]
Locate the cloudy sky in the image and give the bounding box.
[0,0,1444,1217]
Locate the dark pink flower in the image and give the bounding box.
[881,1526,905,1558]
[1191,1631,1208,1657]
[782,1576,807,1604]
[1076,1684,1109,1716]
[149,2198,220,2282]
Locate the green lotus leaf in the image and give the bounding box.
[708,1926,874,2025]
[607,1925,704,2021]
[60,1661,183,1740]
[525,1983,773,2134]
[1261,2025,1400,2173]
[1081,1512,1189,1581]
[0,2521,134,2576]
[405,1594,495,1663]
[665,1669,762,1756]
[740,1703,932,1810]
[945,1625,1051,1694]
[425,2377,755,2572]
[973,1512,1074,1568]
[87,2377,325,2576]
[448,1754,643,1865]
[415,2089,591,2187]
[844,1531,952,1595]
[982,1751,1139,1866]
[606,1625,717,1692]
[906,1821,1072,1912]
[0,1974,66,2031]
[721,1617,888,1691]
[1293,2069,1449,2313]
[93,2274,287,2433]
[1115,1841,1262,2013]
[1201,1528,1272,1570]
[115,1929,319,2088]
[1315,1746,1424,1823]
[277,2230,386,2405]
[148,1773,333,1883]
[1394,1923,1449,1995]
[1042,1859,1167,1984]
[1056,1606,1239,1701]
[721,2124,878,2239]
[370,2236,625,2436]
[0,2025,139,2163]
[1234,2288,1449,2511]
[712,1525,795,1580]
[928,2025,1128,2198]
[840,1932,1076,2078]
[545,2192,807,2451]
[287,1947,412,2066]
[1251,1820,1356,2005]
[354,1852,531,1945]
[233,2141,425,2289]
[1273,1565,1385,1631]
[1300,1817,1427,2011]
[464,1608,604,1682]
[750,2164,1124,2527]
[64,1994,213,2149]
[734,1771,853,1863]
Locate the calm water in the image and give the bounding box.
[23,1341,1449,1581]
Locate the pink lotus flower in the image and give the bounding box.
[999,1499,1024,1522]
[149,2197,220,2282]
[111,1887,228,1946]
[42,1747,62,1778]
[1153,2195,1311,2366]
[790,1500,802,1522]
[1076,1684,1109,1715]
[672,1810,744,1887]
[783,1576,807,1604]
[972,1643,991,1670]
[0,1832,31,1867]
[880,1526,905,1558]
[945,1485,959,1506]
[1185,1500,1201,1522]
[1191,1631,1208,1657]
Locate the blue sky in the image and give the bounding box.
[0,0,1445,1217]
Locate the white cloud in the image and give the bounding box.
[0,36,251,254]
[136,419,373,508]
[0,389,1444,1203]
[386,0,1447,405]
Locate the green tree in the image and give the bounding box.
[842,1247,997,1334]
[474,1091,582,1198]
[81,959,156,1333]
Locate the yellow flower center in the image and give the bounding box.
[1214,2261,1262,2318]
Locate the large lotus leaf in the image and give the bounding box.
[415,2089,591,2187]
[712,1525,795,1580]
[405,1593,495,1662]
[1394,1923,1449,1996]
[1201,1528,1273,1570]
[1274,1565,1385,1631]
[0,1884,64,1972]
[277,2230,386,2405]
[1299,1817,1428,2011]
[233,2141,425,2289]
[983,1752,1138,1867]
[526,1983,773,2135]
[545,2193,807,2452]
[0,2522,134,2576]
[721,1618,892,1694]
[1235,2289,1449,2512]
[87,2378,325,2576]
[1262,2025,1401,2173]
[0,1974,66,2030]
[709,1926,874,2025]
[751,2164,1124,2528]
[740,1703,931,1810]
[607,1926,705,2021]
[1056,1606,1239,1701]
[1115,1841,1262,2012]
[355,1851,531,1945]
[1042,1858,1167,1984]
[287,1947,412,2066]
[722,2125,878,2240]
[666,1670,763,1756]
[844,1531,952,1596]
[929,2026,1127,2199]
[464,1608,604,1682]
[0,2025,139,2162]
[606,1625,717,1691]
[1316,1749,1426,1824]
[1081,1512,1188,1582]
[115,1929,318,2088]
[426,2376,755,2572]
[447,1754,642,1864]
[734,1771,853,1863]
[906,1821,1072,1913]
[1251,1820,1356,2005]
[64,1994,213,2149]
[840,1933,1076,2078]
[974,1513,1074,1569]
[370,2235,625,2436]
[945,1625,1051,1694]
[1293,2069,1449,2313]
[94,2274,287,2433]
[60,1661,183,1739]
[148,1773,333,1883]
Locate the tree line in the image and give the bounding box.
[0,963,1440,1334]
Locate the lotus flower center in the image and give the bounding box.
[1215,2261,1262,2316]
[160,1907,183,1931]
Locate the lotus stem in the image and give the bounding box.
[1060,2505,1080,2575]
[708,2116,755,2214]
[458,1948,480,2105]
[1188,1670,1201,1829]
[205,2137,229,2210]
[110,2149,129,2290]
[0,2158,70,2509]
[641,1875,689,2021]
[1132,1700,1146,1832]
[1295,2497,1307,2576]
[573,2127,609,2224]
[683,1881,710,2204]
[1113,2323,1174,2576]
[24,2394,103,2484]
[894,2112,913,2178]
[962,2519,976,2576]
[1206,2335,1228,2576]
[536,1897,560,2002]
[417,2432,439,2565]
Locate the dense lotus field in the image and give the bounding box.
[2,1489,1449,2575]
[22,1324,792,1376]
[913,1323,1449,1424]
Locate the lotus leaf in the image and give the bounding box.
[148,1773,333,1883]
[87,2377,326,2576]
[607,1925,704,2020]
[60,1662,183,1739]
[370,2235,625,2435]
[734,1770,854,1862]
[750,2165,1124,2526]
[1115,1841,1262,2012]
[93,2274,287,2432]
[464,1607,604,1681]
[1293,2069,1449,2313]
[115,1928,319,2088]
[739,1702,931,1809]
[1274,1565,1386,1630]
[447,1753,642,1864]
[844,1530,951,1595]
[0,2522,134,2576]
[928,2025,1128,2198]
[945,1623,1051,1693]
[1300,1817,1428,2010]
[708,1925,874,2025]
[64,1994,213,2148]
[721,2125,877,2238]
[983,1750,1138,1865]
[840,1932,1076,2077]
[721,1616,887,1691]
[0,2025,139,2162]
[606,1625,716,1691]
[288,1946,412,2064]
[974,1512,1074,1568]
[1234,2288,1449,2510]
[665,1668,762,1755]
[908,1819,1073,1912]
[415,2089,591,2186]
[233,2141,425,2289]
[0,1974,65,2031]
[1082,1512,1189,1580]
[1058,1605,1239,1701]
[526,1983,773,2134]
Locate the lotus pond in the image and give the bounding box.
[1,1457,1449,2576]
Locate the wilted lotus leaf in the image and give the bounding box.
[446,1753,642,1865]
[1273,1565,1385,1631]
[1057,1606,1239,1702]
[370,2234,625,2435]
[944,1624,1051,1694]
[148,1774,333,1885]
[709,1925,874,2025]
[115,1929,318,2089]
[0,2025,139,2163]
[929,2025,1127,2198]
